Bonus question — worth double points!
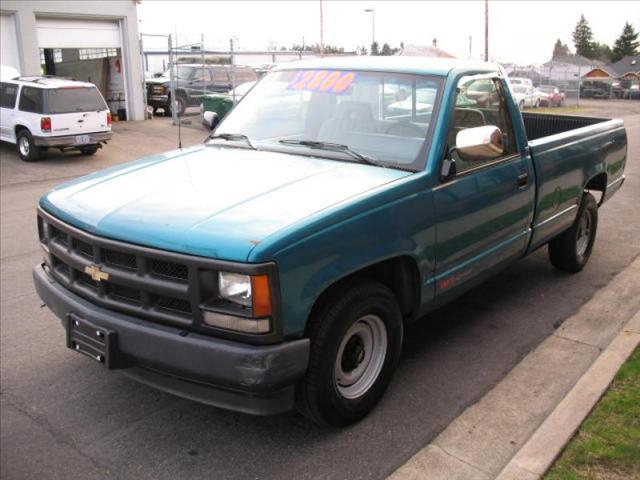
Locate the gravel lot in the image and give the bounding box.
[1,100,639,480]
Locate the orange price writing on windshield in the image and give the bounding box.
[288,70,356,94]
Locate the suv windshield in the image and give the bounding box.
[46,87,107,114]
[213,69,442,170]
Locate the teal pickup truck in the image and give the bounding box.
[34,57,626,426]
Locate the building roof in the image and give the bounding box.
[395,44,456,59]
[609,55,640,76]
[544,54,604,68]
[273,56,496,77]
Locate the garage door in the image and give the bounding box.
[1,13,21,72]
[37,18,121,49]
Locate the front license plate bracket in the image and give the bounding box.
[65,313,119,369]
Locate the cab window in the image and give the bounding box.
[447,74,517,173]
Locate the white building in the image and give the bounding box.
[1,1,145,120]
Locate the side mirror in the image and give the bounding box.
[455,125,504,162]
[202,111,220,131]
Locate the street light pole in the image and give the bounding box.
[364,8,375,54]
[484,0,489,61]
[319,0,325,57]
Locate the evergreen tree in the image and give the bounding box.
[612,22,639,62]
[371,41,380,56]
[573,15,595,58]
[592,42,613,63]
[552,39,570,59]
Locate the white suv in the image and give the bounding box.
[0,75,112,162]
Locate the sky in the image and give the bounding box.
[137,1,640,65]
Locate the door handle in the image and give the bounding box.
[517,173,529,188]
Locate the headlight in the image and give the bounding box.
[202,271,273,334]
[218,272,252,307]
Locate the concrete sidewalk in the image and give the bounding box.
[389,257,640,480]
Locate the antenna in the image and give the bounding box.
[174,27,183,150]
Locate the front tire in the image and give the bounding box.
[296,280,403,427]
[548,192,598,272]
[16,130,41,162]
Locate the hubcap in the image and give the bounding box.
[19,137,30,156]
[334,314,388,400]
[576,210,591,257]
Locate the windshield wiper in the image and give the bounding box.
[207,133,256,150]
[278,139,382,167]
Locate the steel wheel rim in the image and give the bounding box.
[334,314,388,400]
[19,137,30,156]
[576,210,591,257]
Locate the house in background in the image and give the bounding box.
[395,40,456,59]
[582,55,640,99]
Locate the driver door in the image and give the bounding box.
[433,74,533,305]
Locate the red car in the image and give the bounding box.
[538,85,565,107]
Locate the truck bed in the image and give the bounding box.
[522,112,607,141]
[524,113,627,251]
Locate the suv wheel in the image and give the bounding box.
[17,130,41,162]
[80,145,99,156]
[296,280,403,427]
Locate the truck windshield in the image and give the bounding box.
[213,69,443,170]
[46,87,107,114]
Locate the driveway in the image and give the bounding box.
[1,110,639,480]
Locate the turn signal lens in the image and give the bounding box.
[251,275,272,318]
[41,117,51,132]
[106,111,112,126]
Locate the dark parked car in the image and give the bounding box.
[145,64,257,116]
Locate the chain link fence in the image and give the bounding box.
[140,32,354,128]
[502,61,640,109]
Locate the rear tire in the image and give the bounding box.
[16,130,41,162]
[548,192,598,272]
[295,280,403,427]
[80,145,99,156]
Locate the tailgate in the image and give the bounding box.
[45,86,111,135]
[51,111,110,135]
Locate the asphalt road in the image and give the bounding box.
[1,101,639,480]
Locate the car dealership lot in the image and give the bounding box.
[1,103,639,480]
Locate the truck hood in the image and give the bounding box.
[41,146,411,261]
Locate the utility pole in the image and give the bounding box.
[364,8,375,54]
[484,0,489,61]
[319,0,324,57]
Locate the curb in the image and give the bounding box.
[496,310,639,480]
[388,257,640,480]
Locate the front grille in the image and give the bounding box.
[151,259,189,281]
[42,214,196,328]
[73,238,94,259]
[105,249,137,270]
[153,295,192,314]
[37,208,280,343]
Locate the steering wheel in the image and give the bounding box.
[385,121,426,137]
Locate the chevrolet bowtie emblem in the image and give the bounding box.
[84,265,109,282]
